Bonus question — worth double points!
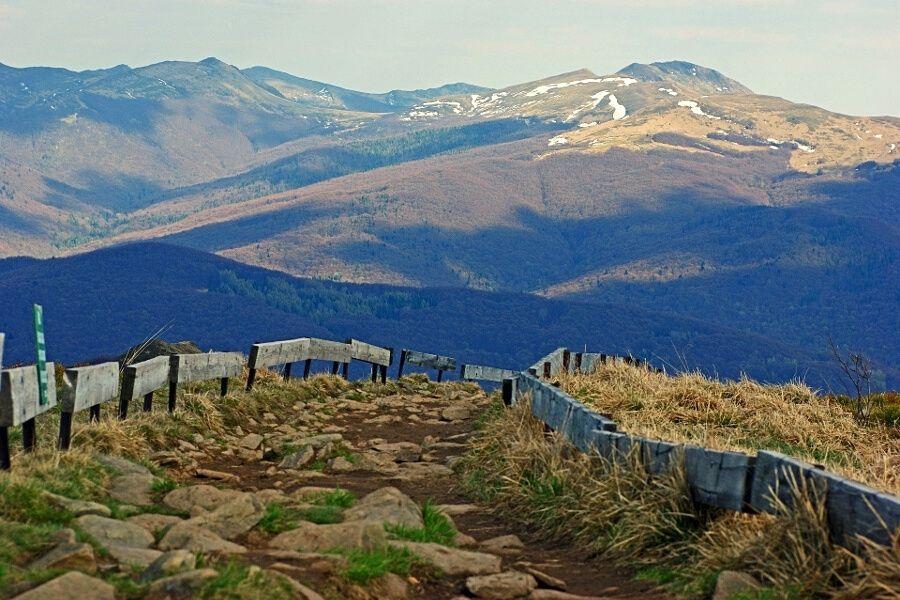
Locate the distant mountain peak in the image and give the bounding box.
[618,60,752,94]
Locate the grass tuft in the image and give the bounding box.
[342,546,417,584]
[386,500,457,545]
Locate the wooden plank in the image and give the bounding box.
[403,349,456,371]
[171,352,244,384]
[460,364,516,383]
[529,348,566,376]
[61,362,119,413]
[0,363,58,426]
[121,356,170,401]
[248,338,310,369]
[307,338,352,363]
[347,339,391,366]
[683,445,754,512]
[0,334,4,383]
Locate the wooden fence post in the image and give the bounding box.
[168,381,177,413]
[303,359,312,379]
[283,362,293,380]
[245,368,257,391]
[397,350,408,378]
[58,412,73,450]
[220,377,229,397]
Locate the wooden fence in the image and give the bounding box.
[502,348,900,549]
[0,328,897,550]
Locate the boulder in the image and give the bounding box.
[157,523,247,554]
[343,487,423,528]
[126,513,183,533]
[28,543,96,573]
[42,492,111,518]
[466,571,537,599]
[294,434,343,449]
[108,473,156,506]
[441,406,471,421]
[148,568,219,595]
[239,433,264,450]
[328,457,358,473]
[269,521,386,553]
[265,571,326,600]
[163,485,247,512]
[95,455,152,476]
[515,563,566,590]
[12,572,115,600]
[279,446,315,470]
[180,494,264,539]
[74,515,154,550]
[389,541,501,576]
[713,571,762,600]
[106,546,162,569]
[140,549,197,582]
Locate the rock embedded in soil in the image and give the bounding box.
[12,571,115,600]
[529,591,608,600]
[28,542,96,573]
[437,504,479,517]
[105,545,162,569]
[126,513,183,533]
[441,406,471,421]
[140,549,196,582]
[466,571,537,599]
[148,568,219,595]
[95,454,152,476]
[328,456,357,472]
[342,486,423,528]
[713,571,762,600]
[195,467,240,482]
[388,541,501,576]
[157,523,248,554]
[279,445,315,469]
[163,484,247,512]
[514,563,567,590]
[42,492,111,518]
[74,515,154,550]
[240,433,264,450]
[180,493,264,539]
[108,473,156,506]
[269,520,387,553]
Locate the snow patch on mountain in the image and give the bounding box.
[658,87,678,96]
[548,136,569,146]
[609,95,626,120]
[678,100,720,120]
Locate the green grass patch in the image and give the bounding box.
[312,488,355,509]
[198,560,296,599]
[151,477,178,496]
[257,504,307,534]
[341,546,417,584]
[386,500,457,545]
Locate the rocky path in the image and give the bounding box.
[15,375,670,599]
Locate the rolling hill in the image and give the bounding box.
[0,242,843,387]
[1,58,897,387]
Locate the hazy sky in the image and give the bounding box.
[1,0,897,116]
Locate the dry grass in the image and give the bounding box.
[557,362,900,495]
[461,398,900,599]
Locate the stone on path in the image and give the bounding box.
[74,515,154,550]
[105,545,162,569]
[388,541,501,576]
[179,494,264,539]
[328,456,357,472]
[466,571,537,599]
[108,473,156,506]
[148,568,218,595]
[240,433,264,450]
[391,462,453,481]
[157,523,247,554]
[515,563,567,590]
[279,445,315,469]
[266,571,326,600]
[28,542,96,573]
[127,513,183,533]
[270,554,347,576]
[163,484,247,512]
[343,486,423,528]
[42,492,111,517]
[95,454,151,476]
[436,504,479,517]
[713,571,762,600]
[269,521,387,553]
[480,534,524,554]
[12,572,115,600]
[195,468,240,483]
[140,550,197,582]
[441,406,471,421]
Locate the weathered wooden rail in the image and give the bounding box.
[504,347,900,549]
[0,326,897,551]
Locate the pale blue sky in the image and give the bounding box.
[0,0,897,116]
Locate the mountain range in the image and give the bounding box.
[0,58,897,387]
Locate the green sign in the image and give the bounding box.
[33,304,48,406]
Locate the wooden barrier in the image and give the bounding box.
[347,339,392,383]
[460,364,517,383]
[169,352,243,411]
[513,346,900,550]
[118,356,169,419]
[59,362,119,450]
[246,337,353,390]
[0,363,58,468]
[397,349,456,381]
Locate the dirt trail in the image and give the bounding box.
[185,376,670,599]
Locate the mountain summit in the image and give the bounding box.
[618,60,752,95]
